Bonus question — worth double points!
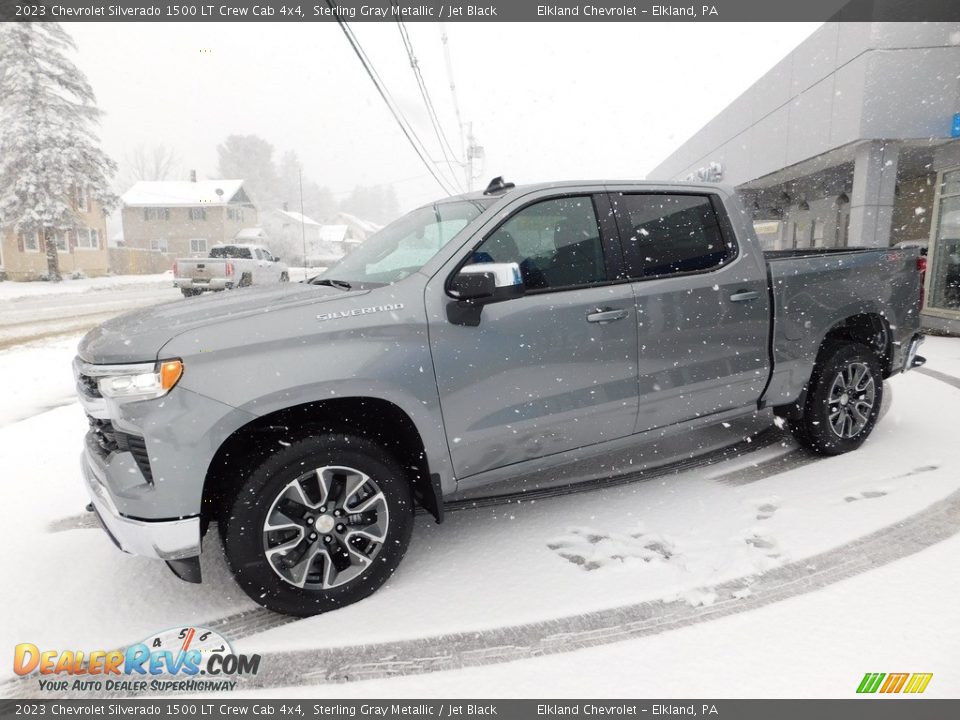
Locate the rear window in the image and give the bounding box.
[210,245,253,259]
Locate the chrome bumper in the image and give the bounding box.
[81,448,201,561]
[904,334,926,372]
[174,278,232,290]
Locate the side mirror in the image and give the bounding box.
[447,262,524,326]
[272,255,281,263]
[449,269,496,299]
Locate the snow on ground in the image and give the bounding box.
[922,335,960,378]
[0,321,958,696]
[0,272,173,301]
[0,273,181,350]
[0,333,84,426]
[242,533,960,698]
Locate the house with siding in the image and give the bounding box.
[0,186,109,281]
[120,179,257,257]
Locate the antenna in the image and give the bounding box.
[483,177,515,195]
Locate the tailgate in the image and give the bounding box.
[176,259,227,281]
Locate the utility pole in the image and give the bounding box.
[298,167,307,279]
[465,122,484,192]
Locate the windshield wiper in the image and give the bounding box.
[311,278,353,290]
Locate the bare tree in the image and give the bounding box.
[117,142,181,190]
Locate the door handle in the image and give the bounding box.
[586,307,629,324]
[729,290,760,303]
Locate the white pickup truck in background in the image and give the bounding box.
[173,243,289,297]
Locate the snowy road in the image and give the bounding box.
[0,274,180,350]
[1,333,959,698]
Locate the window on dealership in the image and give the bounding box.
[927,169,960,315]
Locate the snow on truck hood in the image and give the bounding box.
[77,282,362,364]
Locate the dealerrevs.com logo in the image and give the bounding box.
[13,626,261,694]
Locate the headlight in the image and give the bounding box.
[97,360,183,402]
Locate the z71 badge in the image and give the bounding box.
[317,303,404,322]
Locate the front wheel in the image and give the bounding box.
[220,435,414,617]
[789,341,883,455]
[280,272,289,282]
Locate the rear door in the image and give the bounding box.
[426,190,639,483]
[610,190,770,432]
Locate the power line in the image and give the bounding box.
[394,17,464,192]
[324,1,456,196]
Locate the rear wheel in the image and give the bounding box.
[220,435,414,617]
[180,288,200,298]
[789,341,883,455]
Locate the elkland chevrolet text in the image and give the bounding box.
[75,179,926,616]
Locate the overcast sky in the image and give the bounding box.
[68,21,820,213]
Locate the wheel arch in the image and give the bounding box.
[202,396,443,526]
[818,312,893,377]
[774,311,892,420]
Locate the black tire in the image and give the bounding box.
[181,288,199,298]
[280,272,289,282]
[790,341,883,455]
[220,434,414,617]
[238,273,253,288]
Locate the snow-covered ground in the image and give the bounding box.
[0,324,958,698]
[0,273,180,350]
[0,272,174,301]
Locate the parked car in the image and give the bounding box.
[75,179,925,616]
[173,243,289,297]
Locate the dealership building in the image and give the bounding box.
[649,22,960,334]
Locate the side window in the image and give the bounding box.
[469,196,606,291]
[616,194,735,278]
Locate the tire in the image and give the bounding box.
[280,272,289,282]
[181,288,199,298]
[220,434,415,617]
[238,273,253,288]
[790,341,883,455]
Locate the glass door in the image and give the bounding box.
[927,169,960,315]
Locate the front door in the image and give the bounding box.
[426,192,639,482]
[610,191,771,432]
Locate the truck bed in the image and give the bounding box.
[760,245,922,408]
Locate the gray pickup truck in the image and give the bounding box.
[75,179,925,616]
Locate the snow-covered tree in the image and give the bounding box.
[0,23,117,281]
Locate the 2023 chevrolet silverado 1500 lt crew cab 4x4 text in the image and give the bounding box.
[173,243,289,297]
[74,179,926,616]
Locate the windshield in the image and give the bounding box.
[313,199,491,286]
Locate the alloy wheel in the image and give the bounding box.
[262,465,389,589]
[827,361,876,439]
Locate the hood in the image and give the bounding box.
[77,283,367,364]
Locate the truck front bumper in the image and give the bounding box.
[82,443,201,561]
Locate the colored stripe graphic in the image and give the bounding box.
[880,673,909,693]
[857,672,932,694]
[904,673,933,694]
[857,673,885,693]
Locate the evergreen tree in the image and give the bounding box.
[0,22,117,281]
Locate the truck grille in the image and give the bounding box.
[77,372,101,398]
[87,415,153,483]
